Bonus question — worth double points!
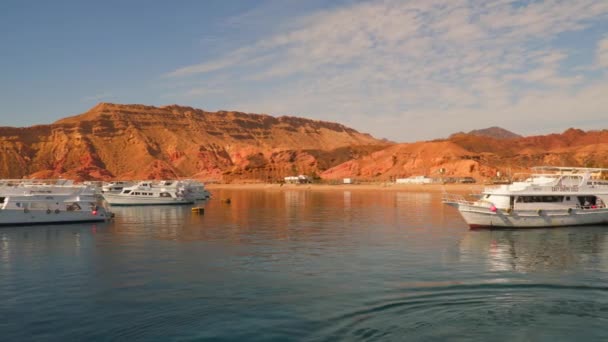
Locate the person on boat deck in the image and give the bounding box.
[584,198,591,208]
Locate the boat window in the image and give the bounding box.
[0,197,4,204]
[518,196,564,203]
[577,196,597,207]
[149,193,153,196]
[566,196,570,201]
[123,190,132,194]
[67,203,81,211]
[561,175,582,186]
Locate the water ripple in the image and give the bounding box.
[315,281,608,341]
[3,191,608,341]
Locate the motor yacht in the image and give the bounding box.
[443,166,608,228]
[0,193,111,226]
[102,181,194,205]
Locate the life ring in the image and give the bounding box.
[54,209,60,214]
[46,209,51,214]
[505,208,512,214]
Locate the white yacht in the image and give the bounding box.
[0,193,111,226]
[103,181,193,206]
[443,167,608,229]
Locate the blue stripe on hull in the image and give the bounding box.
[0,219,108,227]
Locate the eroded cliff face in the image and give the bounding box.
[1,103,606,182]
[322,129,608,180]
[0,103,387,181]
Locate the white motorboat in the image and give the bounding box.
[443,166,608,229]
[103,181,194,206]
[0,193,111,226]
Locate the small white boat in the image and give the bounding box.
[443,166,608,229]
[103,181,193,206]
[0,193,111,226]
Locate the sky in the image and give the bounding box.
[1,0,607,142]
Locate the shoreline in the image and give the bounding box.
[206,183,484,193]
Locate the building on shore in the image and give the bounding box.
[395,176,433,184]
[284,175,311,184]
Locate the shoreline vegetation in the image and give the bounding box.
[206,183,484,193]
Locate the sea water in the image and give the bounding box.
[1,189,608,341]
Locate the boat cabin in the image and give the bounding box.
[119,188,176,198]
[481,193,607,210]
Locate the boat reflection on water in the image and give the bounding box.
[108,204,208,240]
[458,227,608,273]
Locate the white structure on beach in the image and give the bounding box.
[396,176,433,184]
[284,175,311,184]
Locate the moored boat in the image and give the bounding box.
[443,167,608,229]
[103,181,194,206]
[0,193,111,226]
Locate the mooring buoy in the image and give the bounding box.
[191,207,205,214]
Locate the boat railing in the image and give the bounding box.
[442,193,475,205]
[485,183,608,193]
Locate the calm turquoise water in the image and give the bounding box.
[1,189,608,341]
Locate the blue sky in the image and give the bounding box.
[1,0,607,142]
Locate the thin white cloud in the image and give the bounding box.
[163,0,608,141]
[598,35,608,68]
[164,47,254,77]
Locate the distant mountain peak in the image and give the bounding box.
[467,126,522,139]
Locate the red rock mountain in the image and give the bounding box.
[464,126,522,139]
[1,104,606,182]
[322,128,608,181]
[0,103,387,181]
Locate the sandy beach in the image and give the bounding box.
[206,182,484,193]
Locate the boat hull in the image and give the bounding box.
[0,209,109,227]
[104,194,193,206]
[455,204,608,229]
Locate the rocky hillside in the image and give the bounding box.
[467,126,522,139]
[0,103,388,181]
[322,128,608,181]
[1,106,606,183]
